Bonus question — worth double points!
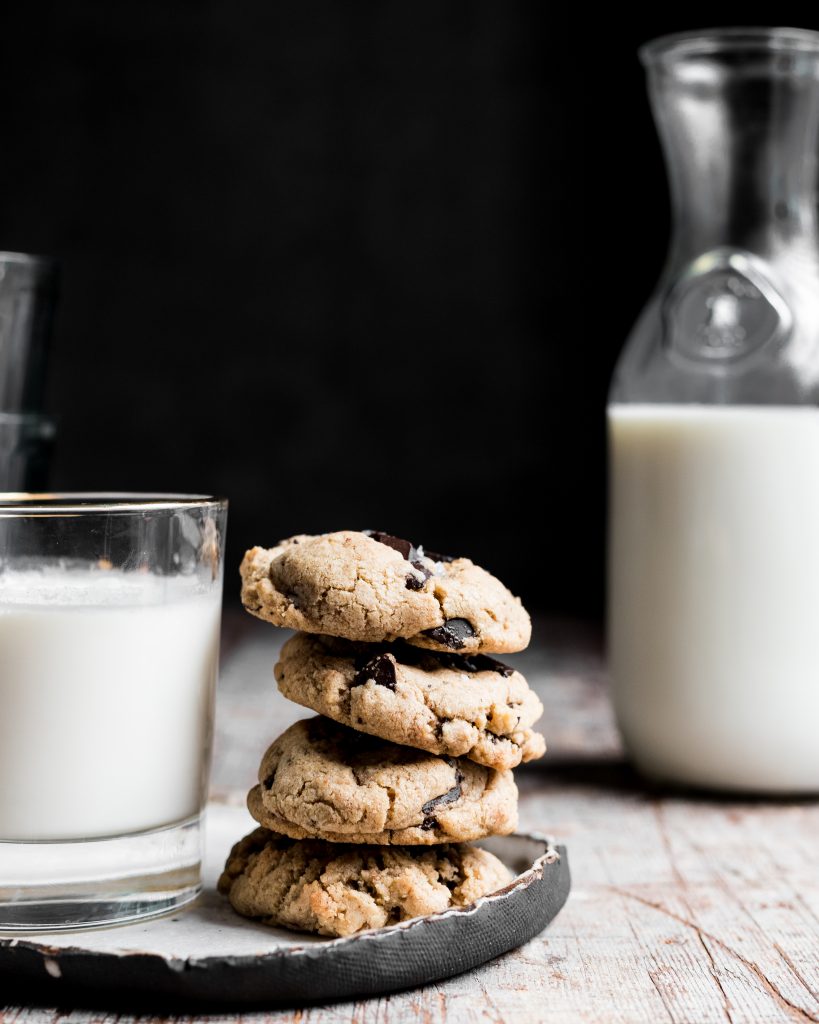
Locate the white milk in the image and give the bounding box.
[608,404,819,792]
[0,570,221,840]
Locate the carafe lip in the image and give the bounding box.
[641,26,819,65]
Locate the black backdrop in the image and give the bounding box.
[2,5,814,613]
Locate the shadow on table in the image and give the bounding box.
[518,753,819,806]
[518,753,644,794]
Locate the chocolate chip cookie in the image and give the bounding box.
[240,530,531,654]
[218,827,512,937]
[275,633,546,770]
[248,717,518,845]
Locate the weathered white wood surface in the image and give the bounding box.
[3,614,819,1024]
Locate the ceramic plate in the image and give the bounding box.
[0,803,570,1010]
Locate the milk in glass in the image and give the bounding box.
[0,569,221,840]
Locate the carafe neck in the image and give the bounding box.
[645,30,819,263]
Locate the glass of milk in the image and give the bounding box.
[608,29,819,793]
[0,494,227,929]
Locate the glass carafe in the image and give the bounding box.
[608,28,819,792]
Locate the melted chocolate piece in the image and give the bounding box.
[432,651,514,676]
[422,618,476,650]
[365,530,413,560]
[350,639,511,676]
[351,652,397,691]
[405,558,435,590]
[352,644,387,668]
[424,548,456,563]
[405,572,424,591]
[363,531,458,591]
[420,762,465,830]
[364,531,433,590]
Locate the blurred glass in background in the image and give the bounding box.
[0,251,57,489]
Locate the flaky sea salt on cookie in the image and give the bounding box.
[275,633,546,770]
[240,530,531,653]
[247,717,518,845]
[218,827,513,937]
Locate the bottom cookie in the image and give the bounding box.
[218,827,513,938]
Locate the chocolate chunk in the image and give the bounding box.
[395,644,512,676]
[364,530,413,560]
[412,558,433,580]
[378,641,428,669]
[446,652,514,676]
[475,654,514,676]
[353,644,387,669]
[405,558,434,591]
[420,763,464,830]
[385,642,453,672]
[364,530,435,590]
[422,618,476,649]
[424,548,456,563]
[353,640,511,676]
[351,653,397,690]
[434,717,451,740]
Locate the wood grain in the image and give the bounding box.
[3,613,819,1024]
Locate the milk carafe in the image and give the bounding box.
[608,28,819,792]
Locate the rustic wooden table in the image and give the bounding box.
[4,614,819,1024]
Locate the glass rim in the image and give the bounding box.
[0,493,228,515]
[0,412,57,422]
[0,249,55,264]
[640,26,819,65]
[0,413,57,438]
[0,413,56,440]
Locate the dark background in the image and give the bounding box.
[3,4,809,613]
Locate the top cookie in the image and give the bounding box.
[240,530,531,654]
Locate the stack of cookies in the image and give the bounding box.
[218,530,545,937]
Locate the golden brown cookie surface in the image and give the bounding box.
[248,717,518,845]
[275,633,545,770]
[240,530,531,653]
[218,827,513,937]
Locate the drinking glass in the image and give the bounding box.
[0,494,227,929]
